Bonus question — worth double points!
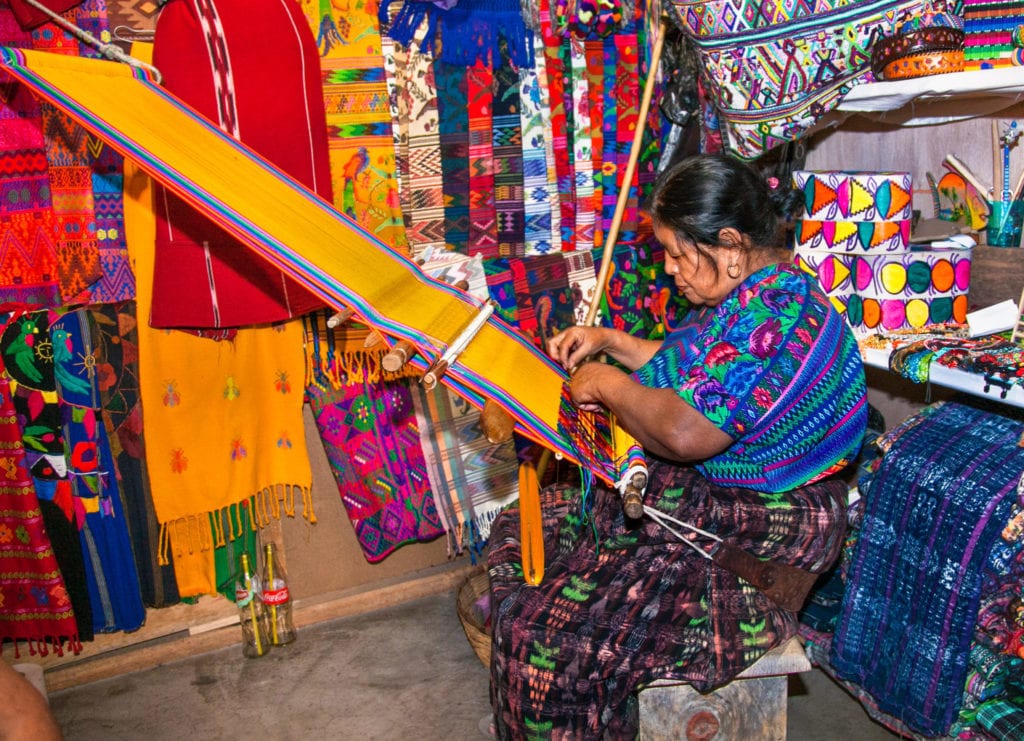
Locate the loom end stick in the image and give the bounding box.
[519,461,544,587]
[420,358,449,391]
[326,307,356,328]
[382,339,417,373]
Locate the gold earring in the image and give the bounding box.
[727,263,741,279]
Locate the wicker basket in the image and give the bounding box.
[456,566,492,667]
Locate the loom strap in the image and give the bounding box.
[710,541,818,613]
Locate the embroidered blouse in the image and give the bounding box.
[632,262,867,492]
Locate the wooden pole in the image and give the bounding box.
[585,17,668,327]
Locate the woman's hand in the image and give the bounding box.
[547,326,610,373]
[567,361,621,413]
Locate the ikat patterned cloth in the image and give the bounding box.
[632,262,868,491]
[488,461,848,739]
[832,401,1024,737]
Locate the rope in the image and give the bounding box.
[19,0,162,83]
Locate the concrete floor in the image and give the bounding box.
[46,590,899,740]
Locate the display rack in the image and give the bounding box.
[861,345,1024,408]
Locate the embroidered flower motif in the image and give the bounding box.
[223,377,241,401]
[274,370,291,395]
[749,318,783,359]
[0,523,12,543]
[163,380,180,407]
[753,387,775,409]
[170,448,188,474]
[15,525,29,545]
[49,583,70,607]
[705,341,740,367]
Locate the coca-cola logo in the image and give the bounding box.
[263,587,290,605]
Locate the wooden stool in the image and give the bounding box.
[638,637,810,741]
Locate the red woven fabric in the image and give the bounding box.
[149,0,333,329]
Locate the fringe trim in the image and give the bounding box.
[157,485,315,565]
[304,328,420,391]
[1,633,82,658]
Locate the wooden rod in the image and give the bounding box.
[382,339,416,373]
[585,17,668,327]
[421,302,495,390]
[326,307,356,328]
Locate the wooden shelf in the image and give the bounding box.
[834,67,1024,126]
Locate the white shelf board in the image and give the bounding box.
[836,67,1024,126]
[862,346,1024,408]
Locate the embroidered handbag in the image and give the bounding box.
[667,0,929,160]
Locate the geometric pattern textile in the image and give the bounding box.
[668,0,928,159]
[306,376,444,564]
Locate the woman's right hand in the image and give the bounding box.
[547,326,611,373]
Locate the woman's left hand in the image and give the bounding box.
[568,362,622,413]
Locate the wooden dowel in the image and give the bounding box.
[363,331,385,349]
[586,17,668,327]
[326,307,356,328]
[993,120,1003,202]
[382,340,416,373]
[420,358,449,391]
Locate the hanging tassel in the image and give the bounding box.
[518,460,544,586]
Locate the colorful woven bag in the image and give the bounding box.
[668,0,927,159]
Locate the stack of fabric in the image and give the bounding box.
[793,170,972,335]
[962,0,1024,69]
[813,401,1024,738]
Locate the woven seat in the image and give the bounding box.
[638,637,810,741]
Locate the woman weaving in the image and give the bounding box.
[487,153,868,739]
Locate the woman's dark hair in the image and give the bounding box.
[647,153,802,251]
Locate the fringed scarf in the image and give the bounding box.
[409,382,519,560]
[493,43,526,257]
[0,7,61,311]
[126,161,314,598]
[0,370,79,658]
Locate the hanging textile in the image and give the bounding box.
[409,382,519,559]
[304,0,406,251]
[380,0,534,68]
[125,159,313,598]
[831,401,1024,737]
[667,0,927,160]
[492,43,527,257]
[0,8,61,311]
[467,61,498,259]
[307,372,443,563]
[519,35,558,256]
[436,59,471,253]
[0,368,79,656]
[0,47,598,472]
[89,301,179,608]
[392,36,445,259]
[50,309,145,633]
[148,0,331,329]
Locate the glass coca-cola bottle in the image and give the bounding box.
[260,542,296,646]
[235,551,270,658]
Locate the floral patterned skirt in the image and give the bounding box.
[487,459,847,740]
